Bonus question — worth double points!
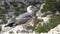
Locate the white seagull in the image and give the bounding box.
[5,5,37,27]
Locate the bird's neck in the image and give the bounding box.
[28,11,33,14]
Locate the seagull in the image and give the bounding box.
[15,5,37,25]
[5,5,37,27]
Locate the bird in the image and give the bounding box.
[5,5,38,27]
[14,5,37,25]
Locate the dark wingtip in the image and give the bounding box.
[5,23,14,27]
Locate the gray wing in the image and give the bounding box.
[17,12,32,18]
[15,13,32,25]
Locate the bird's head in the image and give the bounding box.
[27,5,38,14]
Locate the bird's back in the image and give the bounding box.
[15,12,32,25]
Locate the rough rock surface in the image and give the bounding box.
[40,24,60,34]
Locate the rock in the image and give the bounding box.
[38,24,60,34]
